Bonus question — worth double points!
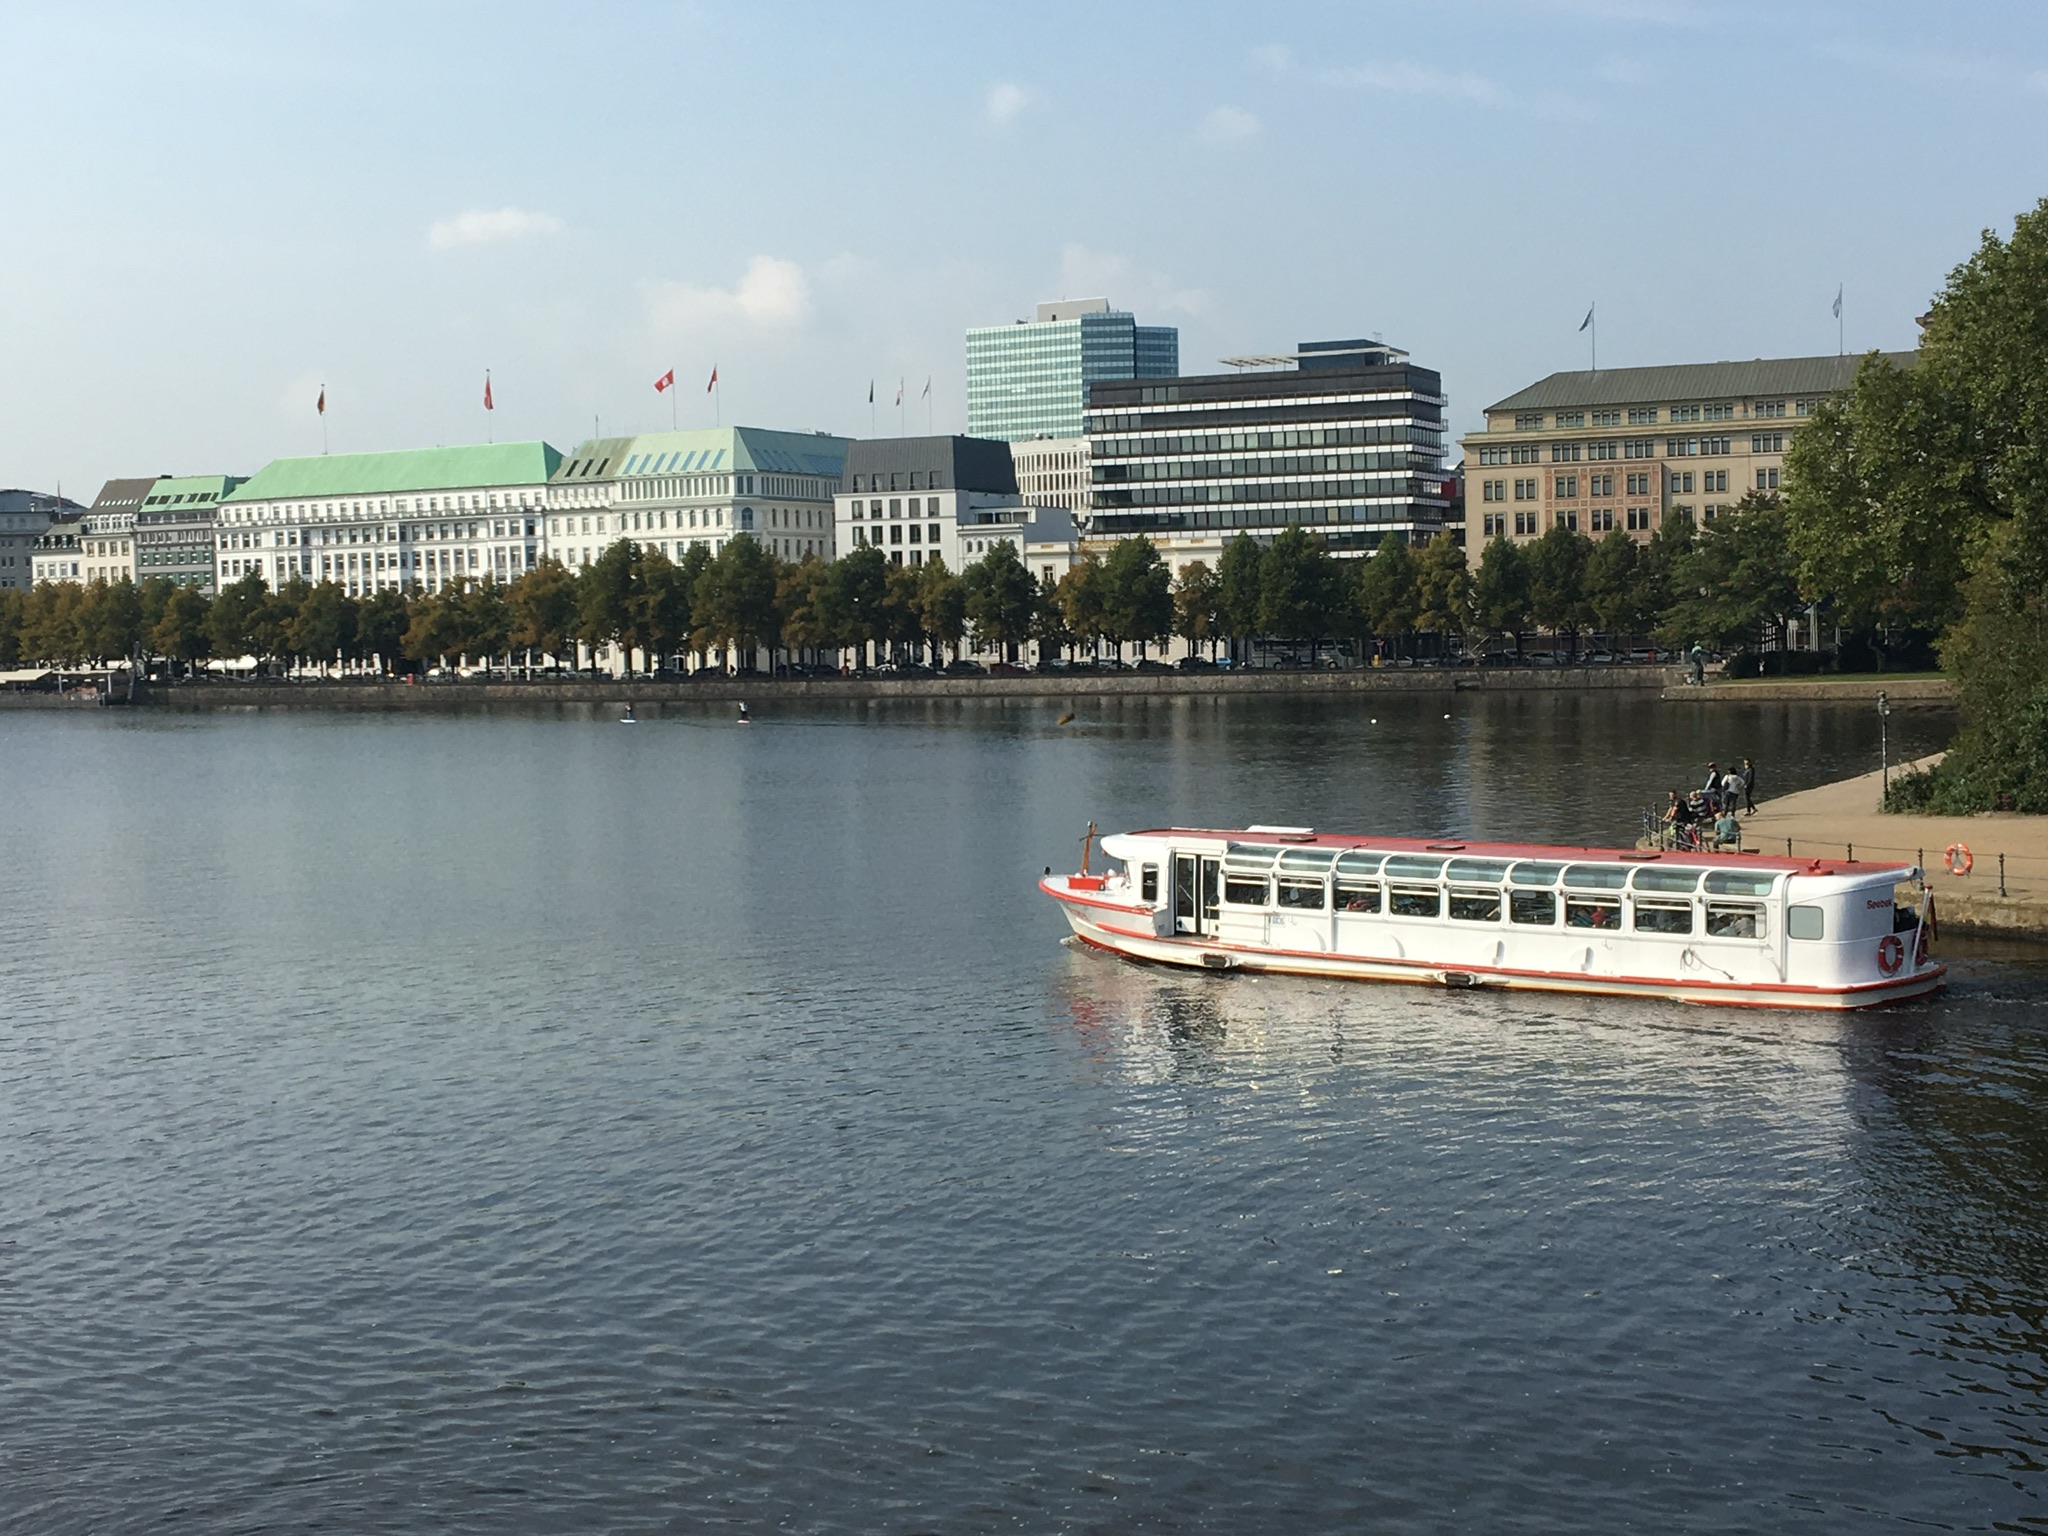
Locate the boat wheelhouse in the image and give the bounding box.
[1040,827,1943,1010]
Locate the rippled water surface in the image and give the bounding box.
[4,693,2045,1532]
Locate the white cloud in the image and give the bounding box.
[1057,244,1210,317]
[1200,105,1260,142]
[426,206,563,250]
[651,255,811,330]
[1327,60,1503,105]
[1251,43,1291,73]
[985,81,1033,125]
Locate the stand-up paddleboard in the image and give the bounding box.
[620,704,637,724]
[738,702,752,724]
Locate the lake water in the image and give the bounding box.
[4,693,2046,1533]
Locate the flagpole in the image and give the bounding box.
[671,375,678,432]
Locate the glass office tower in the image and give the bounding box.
[966,298,1179,442]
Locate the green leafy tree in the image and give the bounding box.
[962,540,1038,660]
[1100,536,1173,658]
[78,578,144,662]
[138,577,177,645]
[826,545,889,667]
[1057,555,1110,658]
[1413,532,1472,647]
[1582,528,1648,640]
[575,539,640,674]
[778,555,837,661]
[630,549,693,669]
[358,588,412,673]
[1028,569,1073,661]
[880,563,927,663]
[1216,532,1264,663]
[1172,559,1220,658]
[463,579,513,671]
[289,581,358,670]
[149,586,213,675]
[1661,493,1804,651]
[1354,537,1419,655]
[207,572,268,663]
[692,532,780,668]
[1258,526,1343,647]
[1527,523,1592,654]
[508,559,578,671]
[0,589,25,667]
[915,554,968,663]
[1471,537,1531,653]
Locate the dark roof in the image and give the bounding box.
[1090,358,1441,408]
[89,477,159,513]
[0,489,86,517]
[1487,352,1915,413]
[842,435,1017,494]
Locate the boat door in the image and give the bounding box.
[1173,853,1222,936]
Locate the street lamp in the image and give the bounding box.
[1877,690,1892,801]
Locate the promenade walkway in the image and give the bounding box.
[1741,754,2048,934]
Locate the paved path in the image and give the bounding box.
[1741,754,2047,934]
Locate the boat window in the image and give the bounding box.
[1446,859,1510,883]
[1140,864,1158,904]
[1448,888,1502,922]
[1508,862,1563,887]
[1224,845,1282,873]
[1383,856,1446,881]
[1276,848,1339,873]
[1563,865,1629,891]
[1787,904,1825,940]
[1565,897,1622,930]
[1276,879,1326,911]
[1333,850,1384,879]
[1633,900,1693,935]
[1705,902,1765,939]
[1388,885,1442,918]
[1631,867,1705,893]
[1335,881,1381,913]
[1509,890,1556,925]
[1223,876,1270,907]
[1704,870,1775,897]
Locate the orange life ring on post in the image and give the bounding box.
[1944,842,1973,876]
[1876,933,1905,975]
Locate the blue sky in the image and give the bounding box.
[5,0,2046,497]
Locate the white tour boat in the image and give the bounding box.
[1041,825,1944,1010]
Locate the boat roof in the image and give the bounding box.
[1117,828,1912,881]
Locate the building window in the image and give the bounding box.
[1554,474,1578,498]
[928,523,941,543]
[1514,511,1539,535]
[1757,467,1781,490]
[1751,432,1785,454]
[1591,408,1621,427]
[1482,512,1506,536]
[1755,399,1787,418]
[1515,413,1544,430]
[1549,443,1582,463]
[1704,402,1735,421]
[1670,404,1702,423]
[1589,508,1615,532]
[1554,410,1585,428]
[1626,472,1651,496]
[1672,471,1695,494]
[1514,478,1537,501]
[1626,507,1653,531]
[1590,474,1613,497]
[1705,469,1728,493]
[1557,510,1579,531]
[1627,406,1658,425]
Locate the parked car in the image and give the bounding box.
[944,659,988,676]
[1176,656,1217,672]
[988,661,1027,677]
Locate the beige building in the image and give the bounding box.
[1460,354,1911,548]
[1010,435,1090,517]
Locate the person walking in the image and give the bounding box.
[1740,757,1758,814]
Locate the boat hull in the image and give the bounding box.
[1042,880,1947,1012]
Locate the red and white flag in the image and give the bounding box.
[654,368,675,394]
[483,374,494,410]
[706,365,718,393]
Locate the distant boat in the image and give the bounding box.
[738,702,751,724]
[1042,824,1943,1011]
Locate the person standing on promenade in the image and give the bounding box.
[1740,757,1758,814]
[1704,762,1723,812]
[1721,766,1745,816]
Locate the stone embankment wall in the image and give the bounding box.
[1665,677,1955,705]
[104,667,1688,711]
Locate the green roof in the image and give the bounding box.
[1486,352,1916,413]
[223,442,561,503]
[142,474,245,509]
[557,426,849,483]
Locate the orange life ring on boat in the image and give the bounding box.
[1876,933,1905,975]
[1944,842,1973,876]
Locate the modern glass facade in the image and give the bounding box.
[966,304,1179,442]
[1085,345,1452,555]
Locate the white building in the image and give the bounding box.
[835,435,1080,574]
[548,426,847,569]
[1011,435,1090,517]
[2,490,77,589]
[213,443,560,594]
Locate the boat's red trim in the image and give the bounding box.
[1039,878,1151,917]
[1111,827,1914,878]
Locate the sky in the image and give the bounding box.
[4,0,2047,499]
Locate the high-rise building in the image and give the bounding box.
[966,298,1178,442]
[1459,354,1913,547]
[1085,339,1453,569]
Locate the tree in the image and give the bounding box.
[508,560,578,671]
[358,588,413,673]
[1028,569,1073,661]
[692,533,780,668]
[1471,537,1531,653]
[576,539,639,673]
[914,554,968,663]
[1354,537,1419,655]
[826,545,889,667]
[207,572,268,663]
[778,555,837,661]
[1527,523,1592,654]
[1582,528,1648,640]
[1258,526,1343,647]
[1100,537,1173,658]
[961,540,1037,659]
[462,579,513,670]
[0,589,26,667]
[1661,493,1804,652]
[78,578,143,663]
[1413,532,1472,647]
[630,549,693,669]
[1172,560,1220,658]
[1057,555,1110,657]
[289,581,358,671]
[149,586,213,675]
[1216,532,1264,663]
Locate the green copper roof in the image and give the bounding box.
[223,442,561,503]
[557,426,849,483]
[142,474,245,509]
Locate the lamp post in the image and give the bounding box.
[1877,690,1891,802]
